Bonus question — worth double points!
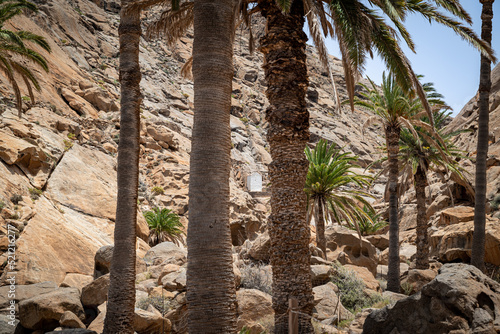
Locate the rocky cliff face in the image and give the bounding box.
[0,0,386,286]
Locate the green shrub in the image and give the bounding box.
[331,262,386,313]
[67,133,76,140]
[10,194,22,205]
[151,186,164,195]
[29,188,42,200]
[0,201,5,210]
[143,207,184,246]
[490,194,500,211]
[137,295,171,314]
[64,139,73,151]
[240,263,272,295]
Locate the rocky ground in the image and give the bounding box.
[0,0,499,333]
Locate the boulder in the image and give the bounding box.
[400,269,437,295]
[0,281,58,310]
[133,308,172,334]
[365,234,389,251]
[81,274,109,307]
[236,288,273,333]
[0,130,52,188]
[60,273,93,292]
[60,88,99,118]
[160,267,186,292]
[94,244,148,280]
[312,282,353,322]
[343,265,381,292]
[19,287,84,331]
[144,242,187,266]
[311,265,333,287]
[59,311,86,329]
[326,226,378,276]
[81,87,119,112]
[439,206,475,226]
[430,219,500,266]
[0,314,18,333]
[248,232,270,262]
[363,263,500,333]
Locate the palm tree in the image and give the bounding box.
[186,1,238,332]
[304,139,374,258]
[352,72,438,292]
[129,1,238,330]
[398,108,468,269]
[144,207,184,246]
[471,0,495,272]
[0,0,51,117]
[102,0,142,332]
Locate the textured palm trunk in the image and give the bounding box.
[471,0,494,271]
[386,125,401,292]
[103,1,141,333]
[258,0,314,332]
[414,166,429,269]
[316,197,327,259]
[186,0,237,332]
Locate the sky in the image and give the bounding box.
[314,2,500,116]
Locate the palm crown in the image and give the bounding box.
[144,207,185,247]
[0,0,51,117]
[305,139,375,245]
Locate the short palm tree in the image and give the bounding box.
[305,139,374,258]
[352,72,439,292]
[0,0,51,117]
[398,107,468,269]
[144,207,184,246]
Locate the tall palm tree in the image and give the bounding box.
[398,108,467,269]
[304,139,374,258]
[102,0,142,333]
[352,72,439,292]
[186,0,238,332]
[471,0,495,272]
[0,0,51,117]
[130,1,238,330]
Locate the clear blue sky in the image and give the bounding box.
[315,2,500,116]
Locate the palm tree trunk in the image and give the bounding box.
[414,165,429,269]
[258,0,314,332]
[186,0,237,332]
[386,125,401,292]
[471,0,494,272]
[316,197,327,259]
[103,1,141,332]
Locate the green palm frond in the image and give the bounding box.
[144,207,185,247]
[0,0,51,117]
[305,139,375,240]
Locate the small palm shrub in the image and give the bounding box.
[331,262,386,313]
[143,207,184,246]
[347,206,388,236]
